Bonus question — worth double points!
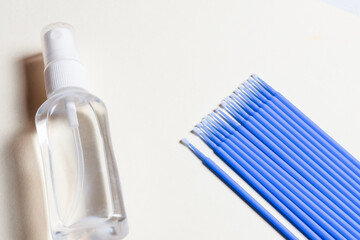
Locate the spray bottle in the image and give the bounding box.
[35,23,128,239]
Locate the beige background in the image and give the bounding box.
[1,0,360,239]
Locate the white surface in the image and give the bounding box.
[1,0,360,239]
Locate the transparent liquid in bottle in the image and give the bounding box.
[36,88,128,239]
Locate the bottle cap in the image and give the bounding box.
[41,22,88,97]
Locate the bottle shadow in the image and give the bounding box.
[5,53,50,240]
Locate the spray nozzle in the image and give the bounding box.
[41,22,88,97]
[42,23,80,67]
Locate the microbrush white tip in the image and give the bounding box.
[181,138,190,147]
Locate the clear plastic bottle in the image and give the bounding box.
[35,23,128,240]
